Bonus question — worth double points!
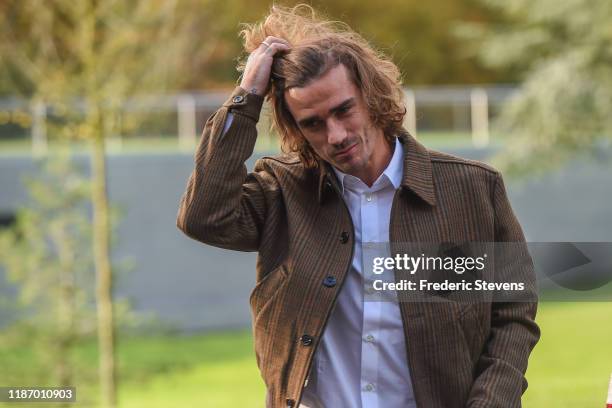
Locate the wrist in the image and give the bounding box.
[239,83,264,97]
[223,86,265,122]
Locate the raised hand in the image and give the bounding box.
[239,36,291,96]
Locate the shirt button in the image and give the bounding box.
[364,383,375,392]
[323,276,337,287]
[339,231,350,244]
[365,334,375,343]
[232,95,244,103]
[300,334,314,346]
[365,193,372,202]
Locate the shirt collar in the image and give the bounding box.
[384,137,404,189]
[317,130,437,206]
[332,137,403,194]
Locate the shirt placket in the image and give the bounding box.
[360,188,381,408]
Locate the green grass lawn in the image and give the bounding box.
[522,302,612,407]
[0,329,266,408]
[117,332,266,408]
[1,302,610,407]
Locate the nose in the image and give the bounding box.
[326,117,348,146]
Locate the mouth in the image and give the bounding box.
[334,143,358,159]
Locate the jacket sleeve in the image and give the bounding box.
[176,87,278,252]
[467,173,541,407]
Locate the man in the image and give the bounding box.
[177,5,540,408]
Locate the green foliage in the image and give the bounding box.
[0,153,96,390]
[0,153,135,396]
[310,0,508,85]
[0,154,93,322]
[0,0,223,143]
[0,5,220,405]
[202,0,513,87]
[0,1,189,97]
[0,0,514,92]
[460,0,612,175]
[0,3,201,403]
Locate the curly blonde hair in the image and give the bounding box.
[239,4,406,168]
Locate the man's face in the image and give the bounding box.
[284,64,388,183]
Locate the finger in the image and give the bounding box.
[263,36,291,47]
[263,42,291,56]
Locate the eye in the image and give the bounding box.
[336,105,351,116]
[303,120,322,130]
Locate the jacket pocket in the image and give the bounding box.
[457,303,487,366]
[250,264,289,327]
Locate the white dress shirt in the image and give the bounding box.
[300,138,416,408]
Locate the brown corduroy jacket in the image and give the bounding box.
[177,87,540,408]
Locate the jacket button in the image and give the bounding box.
[324,180,332,189]
[300,334,313,346]
[286,399,295,407]
[339,231,349,244]
[232,95,244,103]
[323,276,336,287]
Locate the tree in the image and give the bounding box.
[0,154,95,406]
[0,152,134,406]
[459,0,612,175]
[107,0,515,89]
[0,1,213,406]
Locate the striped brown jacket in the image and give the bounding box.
[177,87,540,408]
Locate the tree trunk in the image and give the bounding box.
[53,221,76,408]
[91,115,116,408]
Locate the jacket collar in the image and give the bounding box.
[317,129,437,206]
